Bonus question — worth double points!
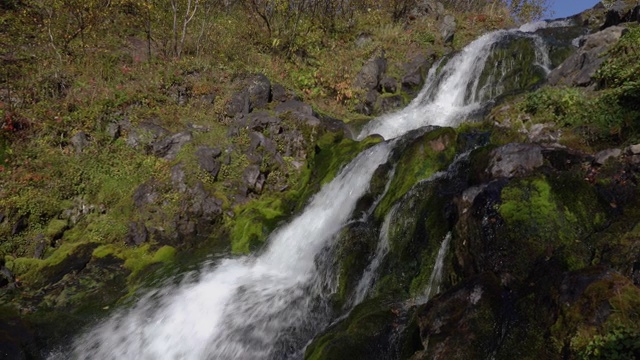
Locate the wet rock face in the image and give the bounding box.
[309,127,640,359]
[412,273,502,360]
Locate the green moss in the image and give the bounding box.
[305,299,395,360]
[92,244,117,259]
[44,219,68,240]
[312,131,383,186]
[476,36,546,102]
[497,174,608,274]
[230,197,286,254]
[375,127,457,219]
[122,244,176,280]
[8,242,98,287]
[152,245,177,262]
[91,244,176,282]
[499,178,555,227]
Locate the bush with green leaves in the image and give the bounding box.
[580,326,640,360]
[595,26,640,112]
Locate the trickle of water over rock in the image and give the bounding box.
[417,232,453,304]
[56,21,565,360]
[352,203,398,305]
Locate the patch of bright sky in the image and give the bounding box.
[547,0,602,19]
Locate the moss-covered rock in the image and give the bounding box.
[304,298,401,360]
[475,35,547,103]
[375,127,457,220]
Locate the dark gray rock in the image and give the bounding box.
[190,182,223,221]
[402,71,423,92]
[133,182,158,208]
[548,26,627,87]
[401,52,433,93]
[357,90,380,116]
[380,76,397,93]
[126,122,171,150]
[271,83,287,102]
[285,111,322,127]
[195,146,222,179]
[440,15,457,43]
[602,1,639,29]
[488,143,544,178]
[408,0,439,20]
[271,83,297,103]
[225,91,250,117]
[11,216,27,236]
[243,165,263,193]
[70,132,90,154]
[223,148,232,165]
[317,114,351,137]
[127,221,148,246]
[275,100,313,116]
[379,95,404,113]
[249,132,277,154]
[152,131,193,160]
[247,111,281,131]
[247,73,271,110]
[354,52,387,91]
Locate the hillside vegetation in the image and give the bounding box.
[4,0,640,358]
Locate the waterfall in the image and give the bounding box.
[59,144,391,360]
[55,23,558,360]
[357,21,568,141]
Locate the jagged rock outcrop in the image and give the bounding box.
[601,0,640,29]
[548,25,628,87]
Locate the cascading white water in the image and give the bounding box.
[60,144,391,360]
[57,22,558,360]
[357,21,565,141]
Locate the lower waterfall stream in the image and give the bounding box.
[53,20,574,360]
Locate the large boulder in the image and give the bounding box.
[125,122,171,150]
[195,146,222,179]
[548,26,627,87]
[246,73,271,110]
[354,52,387,91]
[601,0,640,29]
[487,143,544,178]
[152,131,193,160]
[401,52,434,93]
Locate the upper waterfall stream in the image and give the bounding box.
[54,21,568,360]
